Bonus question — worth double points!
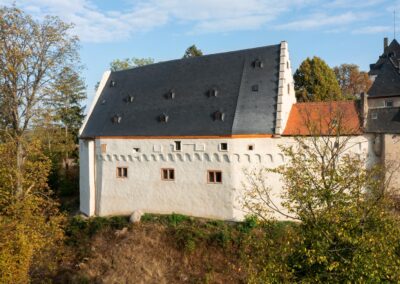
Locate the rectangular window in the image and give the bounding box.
[101,144,107,154]
[208,170,222,184]
[219,142,228,151]
[116,167,128,178]
[174,141,181,151]
[162,168,175,181]
[248,144,254,151]
[385,100,394,107]
[371,113,378,120]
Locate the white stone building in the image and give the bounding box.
[79,41,385,220]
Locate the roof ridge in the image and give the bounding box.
[111,43,281,73]
[294,100,355,105]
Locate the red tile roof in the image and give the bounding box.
[283,101,362,136]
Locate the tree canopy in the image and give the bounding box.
[0,7,80,281]
[183,45,203,58]
[109,57,155,71]
[294,57,342,102]
[0,7,81,140]
[334,64,372,99]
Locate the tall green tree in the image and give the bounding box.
[294,57,342,102]
[51,67,87,141]
[110,57,155,71]
[334,64,372,99]
[183,44,203,58]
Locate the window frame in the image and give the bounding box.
[161,168,175,181]
[116,167,128,179]
[207,170,223,184]
[385,100,394,107]
[174,141,182,152]
[219,142,228,152]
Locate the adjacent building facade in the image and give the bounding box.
[366,38,400,188]
[79,40,398,220]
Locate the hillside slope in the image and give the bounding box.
[52,215,260,283]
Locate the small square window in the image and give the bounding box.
[208,170,222,184]
[251,84,259,92]
[248,145,254,151]
[220,143,228,151]
[133,147,140,153]
[162,168,175,181]
[116,167,128,178]
[371,113,378,120]
[385,100,394,107]
[175,141,181,151]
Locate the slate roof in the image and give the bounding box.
[283,101,362,136]
[80,44,281,138]
[368,39,400,98]
[366,107,400,134]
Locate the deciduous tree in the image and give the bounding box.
[0,140,65,283]
[242,108,400,282]
[294,57,342,102]
[334,64,372,99]
[0,6,81,195]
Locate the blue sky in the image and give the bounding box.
[2,0,400,107]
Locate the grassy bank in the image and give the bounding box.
[44,214,293,283]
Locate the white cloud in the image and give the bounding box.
[0,0,385,42]
[1,0,317,41]
[352,25,391,34]
[325,0,384,8]
[276,12,371,30]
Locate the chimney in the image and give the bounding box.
[384,37,389,52]
[360,92,368,128]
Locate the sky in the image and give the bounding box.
[1,0,400,108]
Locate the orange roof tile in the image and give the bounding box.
[283,101,362,136]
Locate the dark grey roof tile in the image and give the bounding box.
[366,107,400,133]
[81,44,281,138]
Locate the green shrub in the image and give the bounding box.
[172,226,206,253]
[141,213,157,222]
[65,216,129,249]
[208,229,231,248]
[239,215,258,233]
[167,213,190,226]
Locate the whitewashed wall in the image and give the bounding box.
[81,135,377,220]
[275,41,297,135]
[79,139,96,216]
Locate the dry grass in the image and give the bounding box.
[54,221,246,284]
